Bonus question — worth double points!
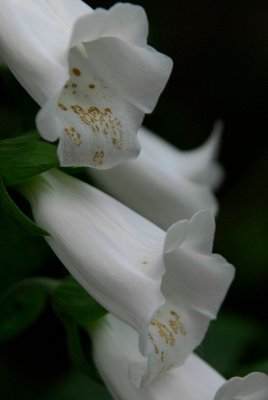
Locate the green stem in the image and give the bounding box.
[0,277,60,302]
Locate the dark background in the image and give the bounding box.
[0,1,267,398]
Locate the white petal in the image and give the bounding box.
[172,121,224,190]
[91,159,218,229]
[89,124,222,228]
[37,4,172,168]
[43,0,91,26]
[214,373,268,400]
[136,123,224,189]
[71,3,149,48]
[92,313,225,400]
[1,2,172,168]
[0,0,83,104]
[70,5,173,113]
[19,171,233,386]
[135,210,234,387]
[93,315,268,400]
[20,169,165,333]
[37,44,144,167]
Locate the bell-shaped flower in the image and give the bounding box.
[19,169,234,386]
[89,122,223,229]
[0,1,172,168]
[91,313,268,399]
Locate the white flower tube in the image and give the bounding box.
[19,169,234,386]
[0,1,172,168]
[89,122,223,229]
[91,313,268,400]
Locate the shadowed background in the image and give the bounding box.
[0,0,267,398]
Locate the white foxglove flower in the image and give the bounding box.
[19,169,234,386]
[0,1,172,168]
[91,313,268,400]
[89,122,223,229]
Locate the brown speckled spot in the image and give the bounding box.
[64,127,81,146]
[88,83,95,89]
[169,311,186,336]
[150,320,175,346]
[154,344,159,354]
[70,104,123,146]
[92,150,104,166]
[58,103,68,111]
[72,67,81,76]
[148,333,154,342]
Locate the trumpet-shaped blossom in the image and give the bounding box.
[89,122,223,229]
[19,169,234,386]
[0,1,172,168]
[91,313,268,400]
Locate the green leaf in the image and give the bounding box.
[41,371,112,400]
[51,276,106,382]
[62,318,103,384]
[196,313,262,377]
[237,359,268,377]
[0,278,58,345]
[0,207,50,293]
[0,176,49,236]
[52,276,107,327]
[0,131,59,186]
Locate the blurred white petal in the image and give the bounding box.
[89,123,223,229]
